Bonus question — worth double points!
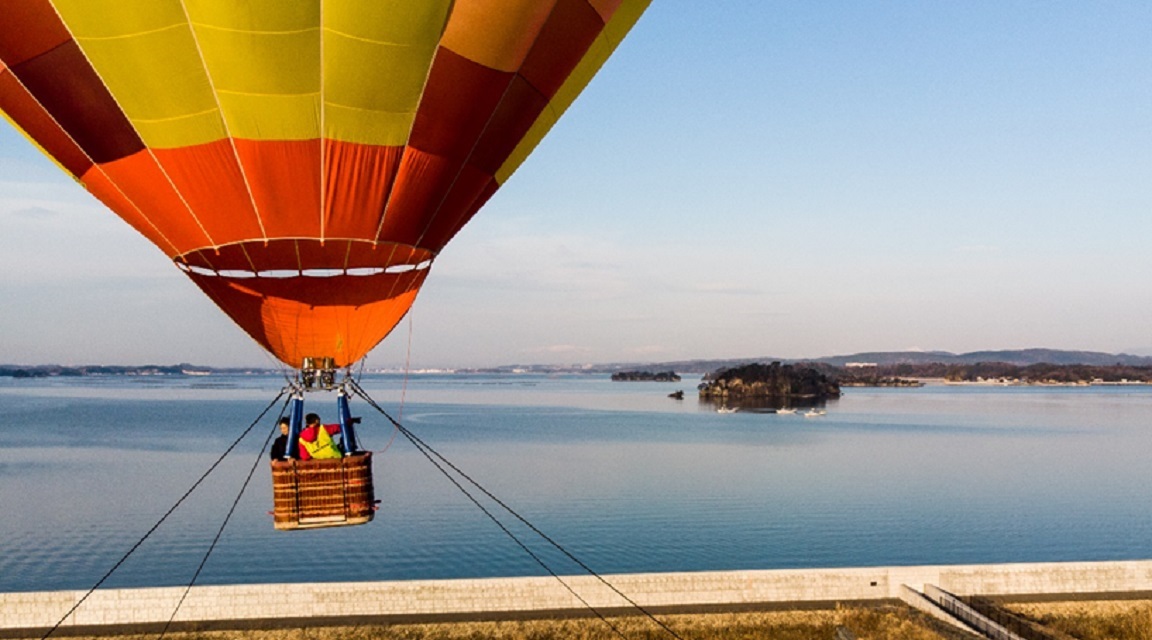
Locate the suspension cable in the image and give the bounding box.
[382,407,627,639]
[354,356,368,385]
[40,388,289,640]
[158,395,291,639]
[347,380,685,640]
[378,312,416,455]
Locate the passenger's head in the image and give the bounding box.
[278,417,290,435]
[305,412,321,426]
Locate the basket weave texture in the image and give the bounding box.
[270,452,375,530]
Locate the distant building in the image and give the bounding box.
[845,362,878,368]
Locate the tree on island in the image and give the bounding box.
[698,362,840,403]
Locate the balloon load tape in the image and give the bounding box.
[300,356,338,391]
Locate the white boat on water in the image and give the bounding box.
[716,406,738,414]
[776,408,797,415]
[803,408,826,417]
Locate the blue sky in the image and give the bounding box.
[3,2,1151,368]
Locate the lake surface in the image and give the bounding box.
[2,373,1151,593]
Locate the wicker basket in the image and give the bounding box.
[270,452,375,530]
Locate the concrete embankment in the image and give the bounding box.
[3,560,1152,636]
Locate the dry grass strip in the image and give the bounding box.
[1005,600,1152,640]
[47,605,973,640]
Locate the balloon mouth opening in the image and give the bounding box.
[173,238,435,279]
[174,239,431,369]
[175,261,432,279]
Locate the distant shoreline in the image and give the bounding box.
[936,378,1151,387]
[7,346,1152,387]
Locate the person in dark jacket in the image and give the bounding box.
[270,417,292,460]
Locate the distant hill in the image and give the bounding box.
[810,349,1152,367]
[486,348,1152,376]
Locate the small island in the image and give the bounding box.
[611,370,681,382]
[698,361,840,406]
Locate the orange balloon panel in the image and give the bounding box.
[0,0,650,367]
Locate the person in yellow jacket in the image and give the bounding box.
[297,413,344,460]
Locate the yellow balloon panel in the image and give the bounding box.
[191,25,319,141]
[49,0,186,38]
[216,92,320,142]
[191,27,319,97]
[323,0,451,46]
[322,32,430,145]
[185,0,319,32]
[321,1,449,146]
[53,1,223,149]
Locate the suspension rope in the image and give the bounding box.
[400,311,414,423]
[40,388,289,640]
[158,395,291,639]
[349,382,626,639]
[347,380,685,640]
[354,356,368,385]
[378,313,416,455]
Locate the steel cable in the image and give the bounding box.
[40,388,289,640]
[348,380,686,640]
[158,394,291,639]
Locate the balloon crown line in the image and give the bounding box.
[175,260,432,279]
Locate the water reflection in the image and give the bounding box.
[699,396,837,412]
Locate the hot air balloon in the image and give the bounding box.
[0,0,649,369]
[0,0,649,529]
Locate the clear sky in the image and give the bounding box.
[3,2,1151,369]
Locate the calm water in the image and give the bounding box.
[2,373,1151,593]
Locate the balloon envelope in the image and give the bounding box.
[0,0,649,367]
